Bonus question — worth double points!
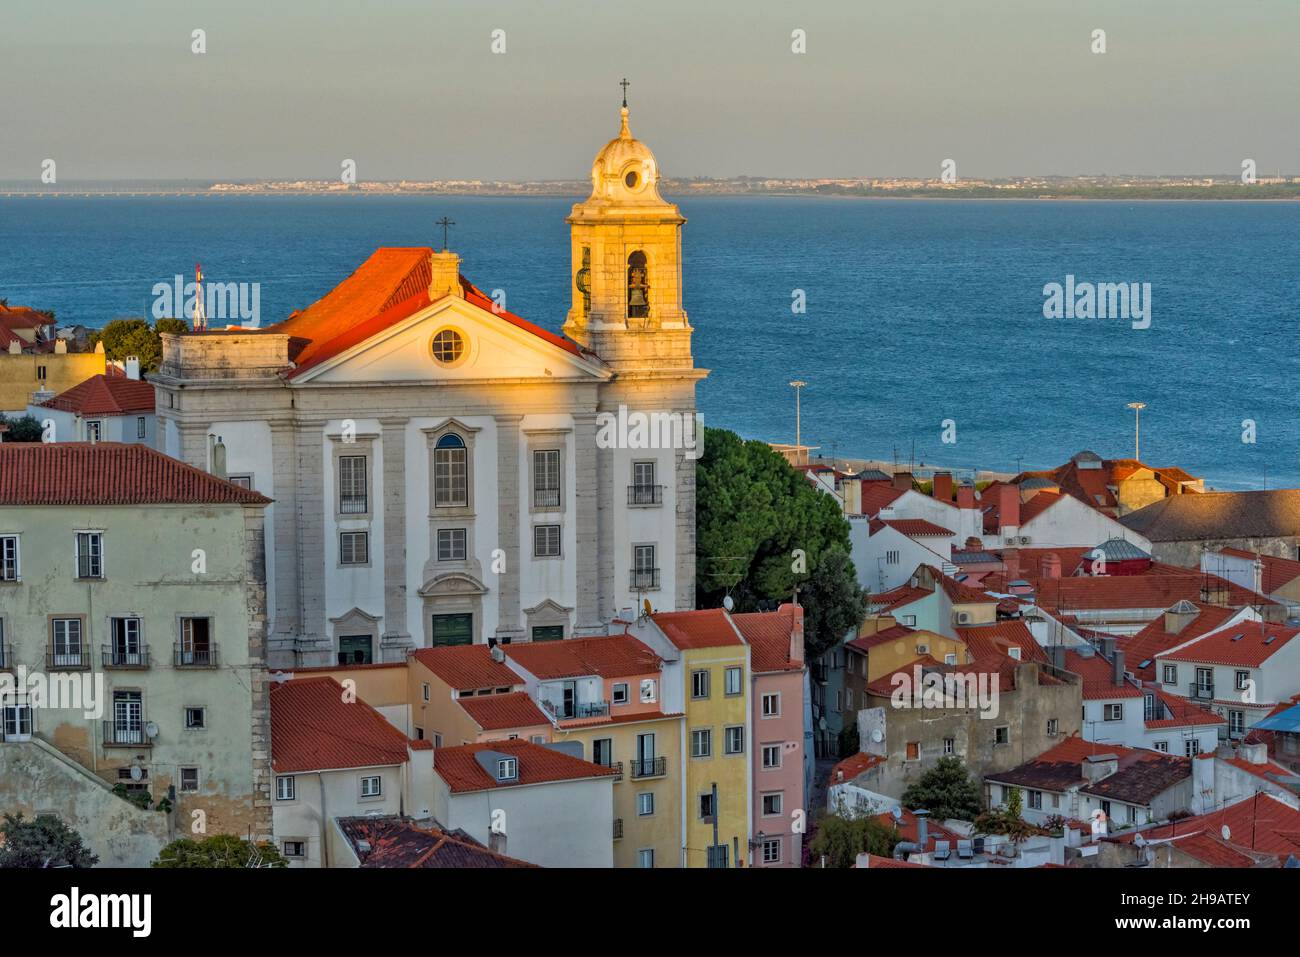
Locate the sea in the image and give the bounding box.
[2,194,1298,489]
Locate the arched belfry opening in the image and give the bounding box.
[627,251,649,319]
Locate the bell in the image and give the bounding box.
[628,286,647,308]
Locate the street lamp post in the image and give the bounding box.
[1126,402,1146,460]
[789,380,808,465]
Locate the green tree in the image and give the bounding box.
[809,814,899,868]
[900,756,982,821]
[154,317,189,337]
[0,414,43,442]
[695,427,866,657]
[152,834,288,868]
[0,813,99,868]
[89,318,176,371]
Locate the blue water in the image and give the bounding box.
[2,195,1298,489]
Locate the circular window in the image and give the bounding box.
[624,169,639,188]
[430,328,466,365]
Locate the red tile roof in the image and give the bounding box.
[999,565,1268,614]
[846,623,917,654]
[504,635,661,680]
[875,809,962,849]
[1160,621,1300,668]
[1143,687,1225,729]
[829,751,885,785]
[1063,649,1144,699]
[410,645,522,691]
[0,442,270,506]
[956,621,1047,664]
[867,584,933,613]
[1217,547,1300,593]
[455,691,549,732]
[268,247,583,379]
[1122,602,1241,678]
[432,739,617,793]
[857,483,906,516]
[270,677,412,773]
[338,816,536,868]
[1018,455,1199,516]
[1109,793,1300,866]
[936,572,996,605]
[859,853,927,868]
[40,374,155,415]
[650,608,744,650]
[988,735,1190,805]
[869,518,955,538]
[731,604,804,672]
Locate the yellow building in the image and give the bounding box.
[850,617,970,682]
[635,609,753,868]
[0,340,107,414]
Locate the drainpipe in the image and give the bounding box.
[316,772,329,868]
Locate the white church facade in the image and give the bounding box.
[152,105,705,668]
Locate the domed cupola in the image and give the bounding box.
[586,106,667,207]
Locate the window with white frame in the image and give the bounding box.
[612,682,629,705]
[533,524,561,558]
[761,839,781,864]
[340,530,369,565]
[276,776,296,800]
[185,707,205,730]
[943,737,955,755]
[1,702,33,740]
[179,767,200,793]
[1103,703,1123,722]
[1229,710,1245,736]
[762,744,781,769]
[637,792,654,817]
[638,848,654,868]
[1028,790,1043,810]
[691,669,709,699]
[496,758,517,781]
[75,531,103,579]
[691,728,711,758]
[338,455,368,514]
[282,840,306,859]
[0,535,18,581]
[761,792,782,816]
[761,692,780,717]
[1162,663,1177,684]
[885,550,900,565]
[51,618,84,665]
[1153,740,1168,753]
[1185,739,1201,757]
[437,528,467,562]
[1047,718,1059,736]
[360,775,382,797]
[1236,670,1251,691]
[724,725,744,755]
[533,449,561,508]
[724,666,742,696]
[433,433,468,507]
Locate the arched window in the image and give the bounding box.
[434,433,468,507]
[627,251,649,319]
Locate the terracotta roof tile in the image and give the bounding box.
[0,442,270,506]
[731,604,804,672]
[1122,602,1241,679]
[270,677,412,773]
[1109,793,1300,865]
[956,621,1047,664]
[338,816,536,868]
[650,608,744,650]
[40,374,155,415]
[504,635,661,680]
[1063,649,1144,699]
[1143,687,1226,729]
[1217,547,1300,593]
[1161,621,1300,668]
[455,691,550,732]
[410,645,522,691]
[432,739,617,793]
[866,584,932,613]
[869,518,955,538]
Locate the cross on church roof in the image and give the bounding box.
[620,77,629,108]
[436,217,455,251]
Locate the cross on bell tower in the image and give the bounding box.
[620,77,630,108]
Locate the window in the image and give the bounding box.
[845,689,854,710]
[994,726,1010,745]
[339,530,369,565]
[943,737,955,755]
[637,792,655,817]
[1104,703,1124,722]
[639,679,657,703]
[592,738,613,767]
[111,691,143,744]
[431,328,465,364]
[691,728,712,758]
[421,683,431,702]
[707,844,729,868]
[885,550,900,565]
[945,653,957,665]
[0,535,18,581]
[75,531,103,579]
[612,682,629,705]
[1047,718,1059,736]
[337,635,373,665]
[724,725,744,755]
[178,617,213,665]
[724,666,742,696]
[533,524,561,558]
[638,849,654,869]
[905,741,919,760]
[533,449,561,508]
[228,474,253,490]
[338,455,367,514]
[1185,739,1201,757]
[179,767,200,793]
[360,775,383,797]
[761,792,783,816]
[1236,670,1251,691]
[1,702,32,740]
[761,693,780,717]
[431,614,472,646]
[1008,647,1022,660]
[85,420,102,442]
[496,759,517,782]
[630,460,658,505]
[691,669,710,699]
[282,841,305,859]
[51,618,84,667]
[762,839,782,864]
[698,791,715,821]
[137,416,146,439]
[108,617,143,666]
[36,365,46,380]
[531,625,563,642]
[185,707,205,730]
[762,744,781,769]
[1153,740,1168,753]
[1028,790,1043,810]
[631,544,658,589]
[1229,710,1245,736]
[276,777,297,804]
[433,433,468,507]
[437,528,467,561]
[1162,663,1177,684]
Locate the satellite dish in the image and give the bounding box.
[890,806,903,821]
[1221,825,1231,841]
[870,728,884,744]
[129,765,143,782]
[1134,833,1147,848]
[643,598,653,617]
[722,595,735,612]
[144,721,159,739]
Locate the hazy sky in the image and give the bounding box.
[3,0,1297,181]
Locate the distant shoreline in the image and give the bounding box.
[4,190,1299,202]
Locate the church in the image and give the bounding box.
[153,103,705,668]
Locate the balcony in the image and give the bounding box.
[630,568,661,591]
[613,818,624,840]
[610,761,625,783]
[1189,682,1215,701]
[541,698,610,721]
[340,495,368,515]
[174,644,218,668]
[103,644,151,669]
[534,488,561,509]
[627,484,663,506]
[46,649,91,671]
[629,756,667,780]
[102,720,151,748]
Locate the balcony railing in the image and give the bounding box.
[340,495,368,515]
[630,568,661,591]
[534,487,561,509]
[610,761,624,783]
[627,484,663,506]
[1189,681,1215,700]
[629,756,667,779]
[47,649,91,671]
[174,644,218,668]
[102,720,151,748]
[613,818,624,840]
[541,698,610,721]
[103,644,150,669]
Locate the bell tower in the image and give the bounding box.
[563,92,692,373]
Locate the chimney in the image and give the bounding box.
[488,830,508,856]
[856,852,871,868]
[957,485,975,510]
[124,355,141,380]
[841,476,862,515]
[1254,558,1264,597]
[6,340,19,355]
[429,249,463,301]
[998,484,1020,535]
[892,470,913,491]
[1112,649,1125,687]
[1239,741,1268,765]
[54,338,68,354]
[1041,553,1061,579]
[1082,753,1119,783]
[932,472,953,503]
[787,603,805,665]
[1002,548,1020,581]
[1099,636,1116,661]
[1164,602,1197,634]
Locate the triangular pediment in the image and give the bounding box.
[293,295,608,385]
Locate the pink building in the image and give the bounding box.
[734,604,807,868]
